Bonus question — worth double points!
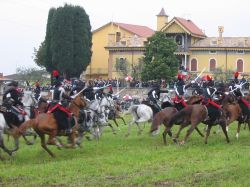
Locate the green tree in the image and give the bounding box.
[34,4,92,79]
[115,58,131,77]
[141,31,178,82]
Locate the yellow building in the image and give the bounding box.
[86,8,250,79]
[159,8,250,76]
[85,22,154,79]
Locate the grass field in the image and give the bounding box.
[1,118,250,187]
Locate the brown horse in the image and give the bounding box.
[218,93,250,139]
[108,102,127,128]
[18,94,87,157]
[160,95,229,145]
[150,99,204,143]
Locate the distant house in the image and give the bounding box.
[159,8,250,76]
[85,22,154,79]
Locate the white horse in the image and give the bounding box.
[125,104,153,137]
[77,96,116,144]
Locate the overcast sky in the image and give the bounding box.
[0,0,249,75]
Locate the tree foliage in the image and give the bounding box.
[141,31,178,82]
[115,58,130,77]
[34,4,92,79]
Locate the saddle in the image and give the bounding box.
[1,105,27,128]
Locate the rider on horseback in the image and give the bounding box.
[229,72,250,119]
[34,81,41,101]
[2,80,26,122]
[202,75,221,122]
[148,82,168,110]
[49,79,73,134]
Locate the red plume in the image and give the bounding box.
[234,72,239,78]
[53,70,59,77]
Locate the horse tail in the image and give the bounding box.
[19,119,36,135]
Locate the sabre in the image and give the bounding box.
[113,87,126,96]
[194,68,206,82]
[71,86,88,99]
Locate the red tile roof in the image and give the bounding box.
[175,17,205,37]
[114,22,155,38]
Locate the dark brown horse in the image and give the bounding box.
[159,95,229,145]
[150,98,204,143]
[18,94,87,157]
[218,93,250,139]
[108,102,127,128]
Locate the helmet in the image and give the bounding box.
[52,70,59,78]
[234,72,239,78]
[206,75,212,81]
[177,73,183,80]
[7,80,18,87]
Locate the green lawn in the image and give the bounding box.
[1,118,250,187]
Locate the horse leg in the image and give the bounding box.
[220,122,230,143]
[22,129,37,145]
[108,123,116,134]
[113,118,119,128]
[236,121,241,140]
[173,126,185,143]
[180,122,199,145]
[39,133,55,158]
[0,131,12,156]
[204,125,212,144]
[195,127,204,137]
[162,126,172,145]
[120,116,127,126]
[125,120,134,137]
[135,122,143,135]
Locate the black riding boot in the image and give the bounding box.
[65,118,72,135]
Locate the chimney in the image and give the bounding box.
[217,26,224,44]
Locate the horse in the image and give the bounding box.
[76,96,117,143]
[0,92,38,158]
[18,94,88,157]
[159,95,229,145]
[150,96,204,142]
[218,92,250,139]
[124,103,155,137]
[107,99,127,128]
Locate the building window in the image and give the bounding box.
[175,34,184,46]
[116,32,121,42]
[209,50,217,54]
[210,40,217,45]
[237,59,243,72]
[190,58,197,71]
[209,59,216,72]
[236,50,244,54]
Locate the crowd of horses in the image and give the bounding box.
[1,86,250,159]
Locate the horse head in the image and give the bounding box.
[71,94,88,109]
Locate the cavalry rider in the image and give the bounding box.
[82,80,95,101]
[49,76,73,134]
[106,84,113,99]
[172,73,191,110]
[34,81,41,101]
[202,75,222,122]
[147,82,168,110]
[2,80,26,122]
[229,72,250,118]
